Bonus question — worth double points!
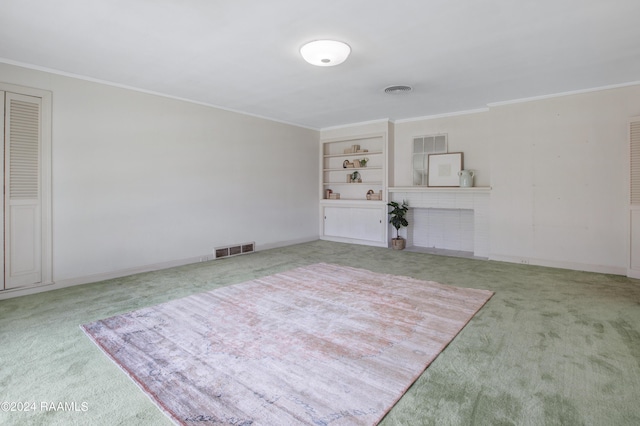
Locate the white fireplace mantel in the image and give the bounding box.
[388,186,491,257]
[388,186,492,193]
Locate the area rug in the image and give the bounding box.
[81,263,493,425]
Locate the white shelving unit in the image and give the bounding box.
[321,139,385,201]
[319,133,388,247]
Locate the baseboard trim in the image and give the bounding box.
[253,236,318,251]
[490,254,626,276]
[0,255,205,300]
[0,237,320,300]
[319,235,388,248]
[627,268,640,280]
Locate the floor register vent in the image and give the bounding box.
[214,242,255,259]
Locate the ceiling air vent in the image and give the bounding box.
[384,85,412,94]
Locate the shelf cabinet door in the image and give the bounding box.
[323,206,385,244]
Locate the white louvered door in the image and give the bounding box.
[629,117,640,278]
[3,92,43,289]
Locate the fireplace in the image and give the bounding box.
[388,187,490,258]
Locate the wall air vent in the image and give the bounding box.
[214,242,255,259]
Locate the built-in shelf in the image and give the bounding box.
[323,181,383,185]
[323,166,383,172]
[320,199,385,204]
[320,132,389,247]
[323,150,383,158]
[321,135,386,202]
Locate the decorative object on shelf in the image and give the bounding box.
[325,189,333,199]
[458,169,475,188]
[388,201,409,250]
[366,190,383,200]
[348,171,361,183]
[329,193,340,199]
[428,152,464,187]
[341,158,368,168]
[344,145,362,154]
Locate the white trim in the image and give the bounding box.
[380,82,640,125]
[0,236,318,300]
[389,186,492,193]
[40,89,53,285]
[0,57,318,131]
[490,254,626,276]
[628,116,640,278]
[393,108,490,124]
[320,131,387,144]
[487,81,640,108]
[4,58,638,132]
[242,236,317,252]
[0,255,206,300]
[319,235,387,247]
[320,118,391,132]
[627,268,640,280]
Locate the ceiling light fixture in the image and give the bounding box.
[300,40,351,67]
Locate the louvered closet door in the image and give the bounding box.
[4,92,42,289]
[630,118,640,277]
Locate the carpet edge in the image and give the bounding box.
[79,323,182,426]
[375,290,495,425]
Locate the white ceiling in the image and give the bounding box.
[1,0,639,129]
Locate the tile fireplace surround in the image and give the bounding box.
[388,187,491,258]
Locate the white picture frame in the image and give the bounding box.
[427,152,463,187]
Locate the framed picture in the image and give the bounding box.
[428,152,463,187]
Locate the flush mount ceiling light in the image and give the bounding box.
[300,40,351,66]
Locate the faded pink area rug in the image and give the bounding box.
[81,263,493,425]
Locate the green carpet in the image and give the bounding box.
[1,240,639,425]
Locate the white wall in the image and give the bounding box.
[0,63,319,289]
[2,61,637,294]
[393,85,640,274]
[393,111,492,188]
[489,87,639,273]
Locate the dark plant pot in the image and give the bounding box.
[391,237,406,250]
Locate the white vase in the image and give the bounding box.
[458,170,475,187]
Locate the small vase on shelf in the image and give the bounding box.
[458,170,475,187]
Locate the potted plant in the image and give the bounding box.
[387,201,409,250]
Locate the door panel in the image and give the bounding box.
[323,206,385,243]
[7,202,41,286]
[4,92,42,289]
